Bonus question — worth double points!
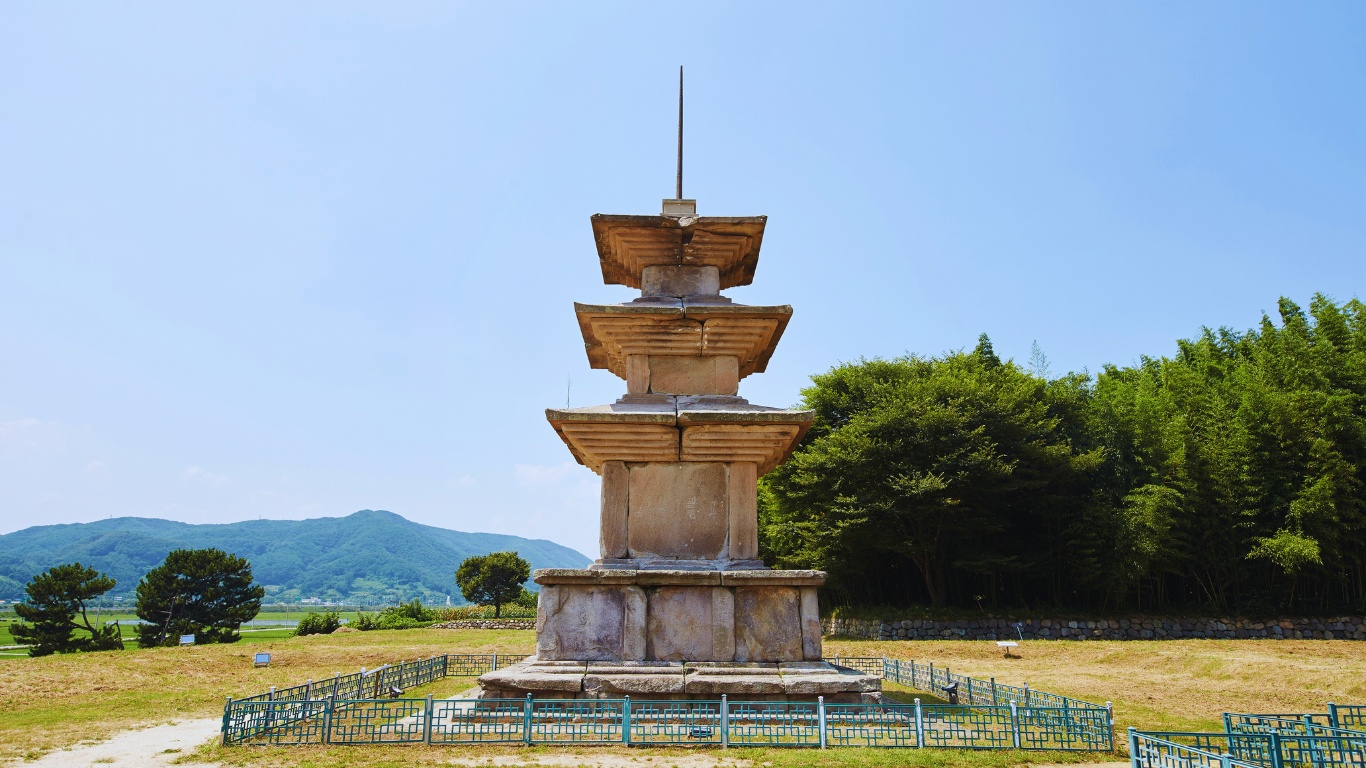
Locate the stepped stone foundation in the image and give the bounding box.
[478,198,879,702]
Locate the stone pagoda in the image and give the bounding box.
[479,196,880,702]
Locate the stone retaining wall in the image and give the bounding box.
[822,615,1366,641]
[431,619,535,630]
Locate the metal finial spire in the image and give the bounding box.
[676,66,683,199]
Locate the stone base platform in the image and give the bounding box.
[478,658,882,703]
[533,568,825,663]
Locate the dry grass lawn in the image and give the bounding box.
[0,627,532,762]
[3,627,1362,767]
[824,637,1366,733]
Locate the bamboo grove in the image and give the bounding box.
[759,294,1366,614]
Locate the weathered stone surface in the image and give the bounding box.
[590,214,765,290]
[719,570,825,587]
[734,586,803,662]
[799,587,821,660]
[478,660,586,695]
[625,356,650,395]
[648,355,739,396]
[642,265,721,298]
[712,588,736,661]
[727,461,758,560]
[623,586,647,660]
[535,568,641,585]
[777,662,881,694]
[683,662,784,695]
[600,461,629,559]
[537,585,646,661]
[627,463,728,559]
[584,661,686,697]
[647,587,713,661]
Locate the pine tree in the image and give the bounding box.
[12,563,123,656]
[135,548,264,647]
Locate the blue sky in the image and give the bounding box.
[2,3,1364,556]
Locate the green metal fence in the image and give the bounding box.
[1225,709,1366,735]
[1132,726,1366,768]
[227,694,1113,749]
[223,654,1116,750]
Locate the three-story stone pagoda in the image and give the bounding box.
[479,197,880,702]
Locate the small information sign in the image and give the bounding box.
[254,652,271,667]
[179,634,195,645]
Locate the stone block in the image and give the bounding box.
[625,356,650,395]
[646,587,714,661]
[642,265,720,297]
[478,660,586,696]
[727,461,758,560]
[536,584,646,661]
[599,461,629,559]
[627,463,728,559]
[683,662,784,695]
[777,662,881,695]
[648,355,739,396]
[584,661,686,697]
[712,588,736,661]
[799,587,821,660]
[734,586,803,662]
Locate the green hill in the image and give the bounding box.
[0,510,589,604]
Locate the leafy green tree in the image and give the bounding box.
[763,295,1366,613]
[763,345,1099,607]
[455,552,531,617]
[12,563,122,656]
[135,548,264,647]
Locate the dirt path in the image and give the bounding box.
[14,718,222,768]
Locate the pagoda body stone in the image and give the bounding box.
[479,199,880,702]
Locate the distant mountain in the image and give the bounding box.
[0,510,590,604]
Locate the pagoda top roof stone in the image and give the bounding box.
[591,214,766,289]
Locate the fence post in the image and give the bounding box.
[305,680,313,699]
[1269,732,1284,768]
[622,696,631,745]
[1128,727,1140,768]
[967,677,974,704]
[991,677,999,705]
[424,694,434,744]
[1010,701,1021,749]
[523,694,533,744]
[1328,702,1338,729]
[1106,702,1115,752]
[221,697,232,746]
[915,698,924,748]
[269,686,276,701]
[721,695,729,749]
[1221,754,1232,768]
[332,673,340,699]
[818,696,827,749]
[1024,682,1031,707]
[493,652,499,672]
[323,697,333,745]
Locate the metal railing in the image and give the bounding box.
[1225,708,1366,735]
[223,654,1116,750]
[1132,726,1366,768]
[227,694,1114,749]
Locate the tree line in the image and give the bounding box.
[760,294,1366,615]
[12,548,535,654]
[12,548,263,655]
